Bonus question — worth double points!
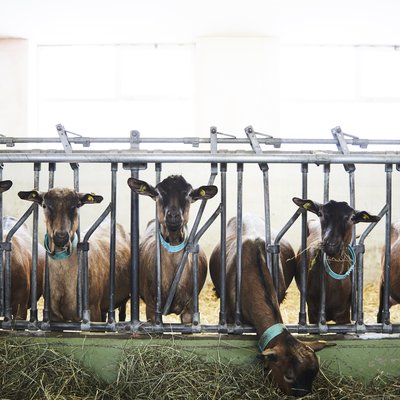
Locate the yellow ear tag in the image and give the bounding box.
[199,189,206,197]
[303,202,311,210]
[362,213,369,220]
[31,193,36,198]
[87,195,94,202]
[139,184,146,193]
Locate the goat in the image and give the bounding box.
[293,197,380,324]
[377,221,400,323]
[0,180,45,319]
[128,175,217,323]
[18,187,131,322]
[209,214,331,397]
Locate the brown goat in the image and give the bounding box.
[209,215,331,397]
[293,197,380,324]
[128,175,217,323]
[18,187,131,322]
[377,221,400,323]
[0,180,45,319]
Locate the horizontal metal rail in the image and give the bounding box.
[0,126,400,338]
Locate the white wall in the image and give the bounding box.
[1,37,400,284]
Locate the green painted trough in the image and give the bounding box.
[2,331,400,383]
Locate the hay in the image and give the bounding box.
[1,339,400,399]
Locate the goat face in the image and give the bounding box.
[293,197,380,257]
[128,175,217,239]
[262,334,329,397]
[18,188,103,255]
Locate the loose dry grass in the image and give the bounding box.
[1,338,400,400]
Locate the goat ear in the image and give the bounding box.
[78,193,103,206]
[261,348,278,363]
[352,211,381,224]
[292,197,321,215]
[18,190,44,205]
[190,185,218,202]
[127,177,158,199]
[305,340,336,352]
[0,180,12,193]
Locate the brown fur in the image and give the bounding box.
[128,175,217,323]
[139,220,207,323]
[378,221,400,322]
[18,187,131,322]
[209,215,327,397]
[5,217,45,319]
[293,197,380,324]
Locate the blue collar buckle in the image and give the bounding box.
[44,233,78,260]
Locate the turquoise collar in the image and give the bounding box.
[323,245,356,280]
[258,323,287,352]
[159,231,187,253]
[44,233,78,260]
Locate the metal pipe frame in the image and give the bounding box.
[1,131,400,336]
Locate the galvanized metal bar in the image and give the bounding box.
[219,163,227,329]
[235,163,243,326]
[3,134,400,147]
[29,163,41,323]
[191,243,200,326]
[382,164,393,327]
[0,164,3,317]
[155,163,162,325]
[43,163,56,322]
[3,151,400,164]
[108,163,118,324]
[130,166,141,325]
[323,164,330,202]
[299,163,308,327]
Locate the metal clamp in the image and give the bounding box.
[331,126,356,172]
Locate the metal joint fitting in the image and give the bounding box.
[267,244,280,254]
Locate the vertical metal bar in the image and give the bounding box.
[0,164,4,316]
[319,260,326,326]
[299,163,308,326]
[4,244,12,320]
[382,164,392,326]
[235,163,243,326]
[130,167,140,324]
[349,170,357,321]
[155,163,162,324]
[29,163,41,322]
[323,164,330,202]
[43,163,56,322]
[82,244,90,322]
[356,244,365,328]
[219,163,227,327]
[108,162,118,323]
[191,244,200,326]
[262,169,273,278]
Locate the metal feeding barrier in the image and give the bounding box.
[0,124,399,335]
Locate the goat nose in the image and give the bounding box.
[54,231,70,246]
[166,209,180,221]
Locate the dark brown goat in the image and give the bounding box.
[209,215,330,397]
[18,187,131,322]
[128,175,217,323]
[377,221,400,323]
[0,180,45,319]
[293,197,380,324]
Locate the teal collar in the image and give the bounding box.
[44,233,78,260]
[159,231,187,253]
[323,245,356,280]
[258,323,287,352]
